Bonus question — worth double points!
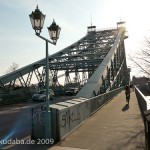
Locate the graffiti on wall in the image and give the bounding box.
[32,106,45,126]
[61,105,81,127]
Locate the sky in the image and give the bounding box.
[0,0,150,78]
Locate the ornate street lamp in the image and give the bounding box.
[29,5,61,43]
[29,5,61,139]
[48,20,61,44]
[29,5,45,34]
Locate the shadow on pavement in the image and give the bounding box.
[122,104,129,112]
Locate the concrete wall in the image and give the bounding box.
[51,87,124,141]
[50,98,90,141]
[32,87,124,142]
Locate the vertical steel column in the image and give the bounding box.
[82,71,87,85]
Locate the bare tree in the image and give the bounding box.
[128,37,150,77]
[5,63,20,87]
[6,62,19,73]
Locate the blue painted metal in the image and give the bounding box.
[0,22,129,102]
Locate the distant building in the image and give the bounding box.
[132,76,149,85]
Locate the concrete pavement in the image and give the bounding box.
[51,91,145,150]
[6,91,145,150]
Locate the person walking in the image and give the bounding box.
[125,85,131,104]
[130,84,134,92]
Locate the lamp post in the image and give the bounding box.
[29,5,61,139]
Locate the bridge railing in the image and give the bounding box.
[89,86,124,115]
[31,86,125,142]
[135,86,150,150]
[135,86,147,112]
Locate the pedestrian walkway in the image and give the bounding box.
[8,91,145,150]
[50,91,145,150]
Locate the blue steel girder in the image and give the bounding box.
[25,71,33,87]
[50,70,60,87]
[76,27,127,98]
[34,29,118,72]
[18,75,31,94]
[0,60,43,85]
[34,68,42,83]
[0,22,128,97]
[64,70,72,88]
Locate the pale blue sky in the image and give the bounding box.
[0,0,150,77]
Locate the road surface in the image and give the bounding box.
[0,96,75,149]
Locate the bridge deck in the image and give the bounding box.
[7,91,145,150]
[51,91,145,150]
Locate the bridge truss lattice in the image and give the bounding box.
[0,22,129,99]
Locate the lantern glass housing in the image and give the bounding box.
[29,5,45,34]
[48,20,61,43]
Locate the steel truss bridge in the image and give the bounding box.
[0,21,129,99]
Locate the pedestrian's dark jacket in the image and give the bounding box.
[125,85,130,94]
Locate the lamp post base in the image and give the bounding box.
[44,109,51,139]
